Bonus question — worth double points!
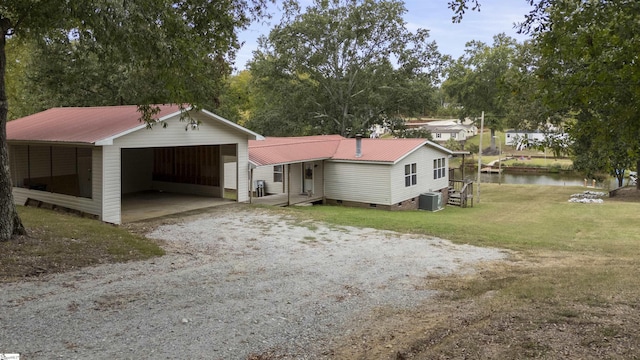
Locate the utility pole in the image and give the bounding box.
[476,111,484,204]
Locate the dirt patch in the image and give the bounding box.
[330,254,640,359]
[608,186,640,202]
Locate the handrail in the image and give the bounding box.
[449,179,473,208]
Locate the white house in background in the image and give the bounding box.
[418,119,477,142]
[505,129,569,150]
[505,130,546,147]
[7,105,262,224]
[249,136,454,210]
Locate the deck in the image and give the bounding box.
[251,193,323,207]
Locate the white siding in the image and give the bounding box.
[390,146,449,204]
[252,166,285,194]
[324,162,391,204]
[236,142,250,202]
[289,163,303,195]
[114,113,246,148]
[121,148,153,194]
[223,159,237,190]
[101,146,121,224]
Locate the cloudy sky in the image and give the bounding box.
[234,0,534,70]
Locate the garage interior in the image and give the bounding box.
[120,144,238,222]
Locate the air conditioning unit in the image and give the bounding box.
[419,192,443,211]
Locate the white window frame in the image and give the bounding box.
[405,163,417,187]
[273,165,283,183]
[433,157,446,179]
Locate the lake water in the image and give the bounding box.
[456,170,622,189]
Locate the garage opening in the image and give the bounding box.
[121,144,237,222]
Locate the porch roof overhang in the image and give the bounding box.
[249,157,332,169]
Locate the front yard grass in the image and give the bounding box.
[0,206,164,282]
[291,184,640,358]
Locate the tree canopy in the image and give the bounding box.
[246,0,446,137]
[528,0,640,187]
[0,0,271,240]
[442,33,519,148]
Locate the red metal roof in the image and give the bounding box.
[331,138,429,163]
[7,105,181,144]
[249,136,451,166]
[249,135,344,166]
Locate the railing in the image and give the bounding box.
[449,179,474,208]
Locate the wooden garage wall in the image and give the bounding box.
[152,146,220,186]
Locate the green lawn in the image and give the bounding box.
[290,184,639,254]
[289,184,640,358]
[1,206,164,282]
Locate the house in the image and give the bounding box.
[416,119,477,143]
[249,135,454,210]
[7,105,262,224]
[504,130,546,149]
[505,129,569,150]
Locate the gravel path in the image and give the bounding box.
[0,207,507,359]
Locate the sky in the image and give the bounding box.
[234,0,534,71]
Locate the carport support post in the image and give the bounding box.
[287,164,291,206]
[249,167,254,204]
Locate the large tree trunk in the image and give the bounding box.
[0,28,26,241]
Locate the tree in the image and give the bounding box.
[0,0,271,240]
[443,33,519,150]
[246,0,445,137]
[214,70,256,125]
[527,0,640,189]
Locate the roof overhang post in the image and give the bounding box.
[287,164,291,206]
[249,167,254,204]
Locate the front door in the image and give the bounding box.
[303,163,314,195]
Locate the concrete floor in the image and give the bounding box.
[121,191,233,223]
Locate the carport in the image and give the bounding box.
[8,105,262,224]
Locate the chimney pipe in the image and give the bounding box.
[355,134,362,158]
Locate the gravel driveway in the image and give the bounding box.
[0,206,507,359]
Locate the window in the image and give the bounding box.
[433,157,446,179]
[273,165,283,182]
[405,163,417,187]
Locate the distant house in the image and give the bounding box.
[505,129,568,150]
[249,135,454,210]
[505,130,546,148]
[417,119,477,142]
[7,105,262,224]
